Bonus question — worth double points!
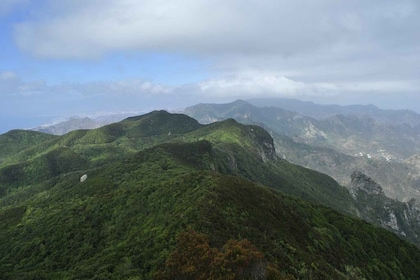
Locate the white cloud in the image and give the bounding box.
[198,73,339,98]
[336,80,419,93]
[3,69,417,104]
[11,0,420,99]
[14,0,420,59]
[193,73,420,103]
[200,75,301,95]
[4,0,420,119]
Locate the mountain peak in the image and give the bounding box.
[230,99,251,106]
[122,109,171,122]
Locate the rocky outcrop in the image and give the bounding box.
[248,126,276,162]
[350,170,420,247]
[350,171,384,197]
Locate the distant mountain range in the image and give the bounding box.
[249,98,420,126]
[185,99,420,158]
[31,97,420,136]
[184,99,420,203]
[1,111,420,278]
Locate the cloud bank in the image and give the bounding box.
[14,0,420,59]
[2,0,419,127]
[2,70,417,110]
[12,0,420,90]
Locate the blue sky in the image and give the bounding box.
[1,0,420,133]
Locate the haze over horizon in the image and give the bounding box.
[1,0,420,134]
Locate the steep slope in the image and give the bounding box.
[273,132,419,201]
[1,141,420,279]
[180,119,355,215]
[349,171,420,246]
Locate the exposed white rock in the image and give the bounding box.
[304,123,327,139]
[80,174,88,183]
[384,211,399,232]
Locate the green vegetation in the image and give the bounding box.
[1,111,420,279]
[0,130,57,166]
[0,130,57,156]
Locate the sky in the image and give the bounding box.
[1,0,420,133]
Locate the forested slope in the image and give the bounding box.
[1,112,419,279]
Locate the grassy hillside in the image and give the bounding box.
[0,130,57,161]
[0,111,201,168]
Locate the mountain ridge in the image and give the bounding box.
[248,98,420,126]
[1,110,420,278]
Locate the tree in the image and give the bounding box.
[156,227,290,280]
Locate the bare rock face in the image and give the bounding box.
[248,126,276,162]
[349,170,420,247]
